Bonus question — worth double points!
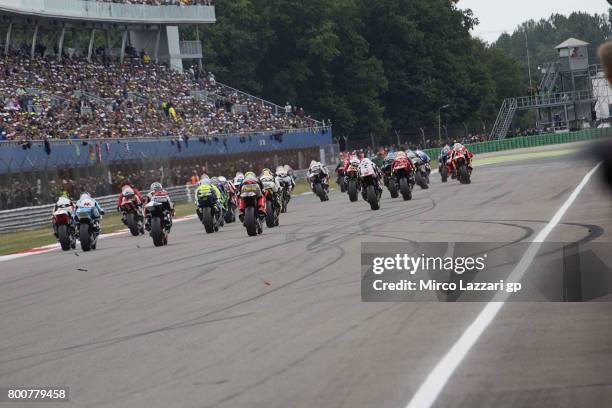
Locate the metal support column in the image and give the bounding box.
[154,27,161,63]
[106,30,112,56]
[87,28,96,62]
[30,24,39,59]
[119,30,127,63]
[4,22,12,56]
[57,26,65,62]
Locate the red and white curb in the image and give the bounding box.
[0,215,197,262]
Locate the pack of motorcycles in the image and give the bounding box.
[52,176,295,252]
[335,152,472,211]
[51,153,472,252]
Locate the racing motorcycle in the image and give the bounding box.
[240,181,264,237]
[224,183,238,224]
[196,188,223,234]
[345,160,361,202]
[414,159,430,190]
[145,195,173,246]
[359,164,382,211]
[52,198,76,251]
[74,198,101,251]
[452,150,472,184]
[261,175,280,228]
[439,157,450,183]
[382,157,398,198]
[119,190,145,236]
[336,162,347,193]
[278,178,292,213]
[309,168,329,202]
[392,153,415,201]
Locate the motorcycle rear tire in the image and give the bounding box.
[126,212,140,236]
[399,177,412,201]
[266,200,276,228]
[348,179,358,202]
[151,216,165,246]
[245,206,258,237]
[416,171,429,190]
[79,223,92,251]
[314,184,326,202]
[224,208,235,224]
[203,207,215,233]
[440,166,448,183]
[367,185,380,210]
[459,165,470,184]
[388,180,399,198]
[58,225,71,251]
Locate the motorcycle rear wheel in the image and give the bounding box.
[58,224,71,251]
[388,180,399,198]
[151,216,166,246]
[440,165,448,183]
[367,185,380,210]
[459,165,471,184]
[245,206,258,237]
[399,177,412,201]
[126,212,140,236]
[79,223,92,251]
[202,207,215,233]
[348,179,358,202]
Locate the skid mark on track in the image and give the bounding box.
[0,245,347,373]
[204,305,395,408]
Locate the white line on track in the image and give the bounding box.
[405,162,601,408]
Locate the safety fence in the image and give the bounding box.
[421,127,612,159]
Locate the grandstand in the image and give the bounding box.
[0,0,333,209]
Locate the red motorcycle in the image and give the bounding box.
[450,149,473,184]
[52,197,76,251]
[119,191,145,236]
[391,153,415,201]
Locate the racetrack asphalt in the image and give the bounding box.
[0,153,611,408]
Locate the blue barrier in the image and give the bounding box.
[0,127,332,172]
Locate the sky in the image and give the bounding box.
[458,0,610,43]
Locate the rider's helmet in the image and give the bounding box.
[261,168,273,178]
[56,196,71,207]
[79,192,92,201]
[200,177,211,185]
[211,177,219,184]
[150,182,163,192]
[233,172,245,185]
[396,151,407,158]
[245,171,256,179]
[453,143,463,150]
[218,176,227,184]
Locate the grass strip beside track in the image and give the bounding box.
[473,148,576,166]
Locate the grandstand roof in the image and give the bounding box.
[0,0,215,25]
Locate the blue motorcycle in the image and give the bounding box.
[74,195,104,251]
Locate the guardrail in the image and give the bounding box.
[422,127,612,159]
[0,171,315,233]
[0,185,193,233]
